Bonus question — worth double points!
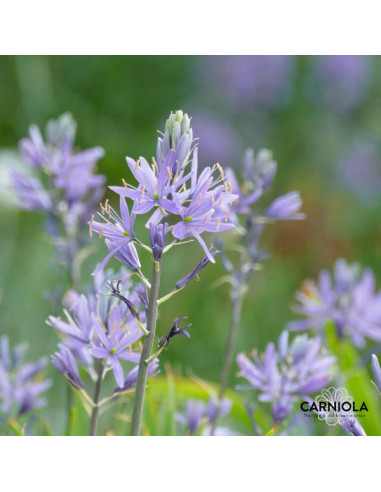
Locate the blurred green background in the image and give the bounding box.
[0,56,380,434]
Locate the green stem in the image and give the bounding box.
[89,360,104,436]
[211,286,244,435]
[130,258,162,436]
[65,385,73,436]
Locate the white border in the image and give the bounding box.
[1,1,380,54]
[0,436,378,488]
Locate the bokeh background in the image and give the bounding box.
[0,56,380,434]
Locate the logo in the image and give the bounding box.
[300,387,368,425]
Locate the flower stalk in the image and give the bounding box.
[130,258,162,436]
[89,360,105,436]
[210,269,245,435]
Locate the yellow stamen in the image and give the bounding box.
[216,163,224,179]
[141,185,146,197]
[216,218,221,232]
[134,159,140,172]
[89,214,94,237]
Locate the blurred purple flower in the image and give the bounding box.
[288,259,381,348]
[226,149,276,216]
[190,112,241,166]
[336,139,381,203]
[237,331,336,422]
[309,56,371,112]
[47,294,95,365]
[11,113,106,270]
[0,336,51,415]
[10,170,52,211]
[341,415,366,436]
[266,191,305,221]
[176,396,232,435]
[18,113,105,203]
[201,56,294,109]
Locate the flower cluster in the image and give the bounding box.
[176,397,232,436]
[288,259,381,347]
[48,271,158,393]
[11,113,105,269]
[237,331,336,422]
[221,148,304,277]
[0,336,51,416]
[90,110,238,270]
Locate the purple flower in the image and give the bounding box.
[177,400,205,435]
[176,248,220,290]
[176,396,232,435]
[114,358,160,394]
[19,113,105,201]
[190,111,241,166]
[47,294,95,365]
[10,170,52,211]
[112,111,194,222]
[18,113,105,205]
[91,111,238,269]
[12,113,106,271]
[237,331,336,422]
[336,139,381,204]
[51,344,84,389]
[341,415,366,436]
[0,336,51,415]
[150,222,168,261]
[89,196,140,273]
[49,277,154,392]
[90,306,143,388]
[110,151,179,217]
[226,148,277,216]
[266,191,305,221]
[201,56,294,109]
[371,354,381,393]
[309,56,371,112]
[54,149,105,204]
[172,166,238,261]
[205,397,232,425]
[288,259,381,347]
